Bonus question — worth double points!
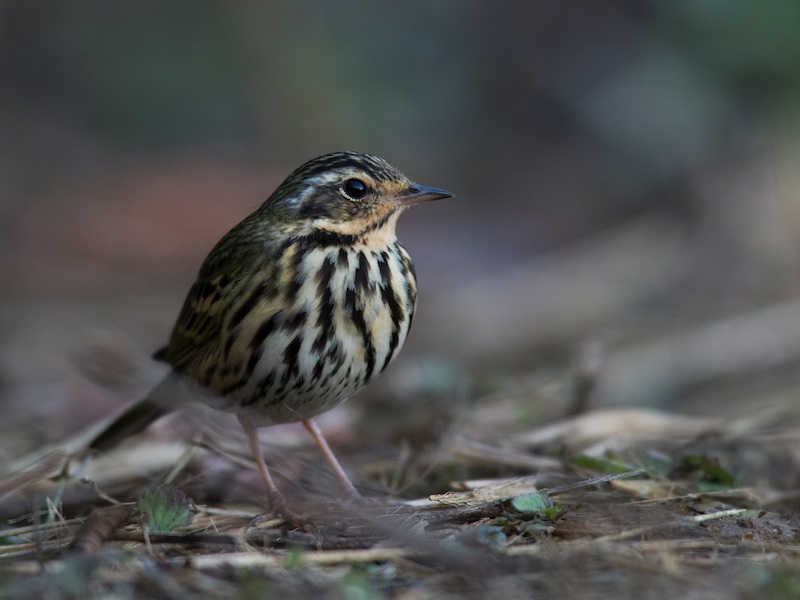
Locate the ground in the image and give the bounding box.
[1,377,799,599]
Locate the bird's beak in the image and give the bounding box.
[394,183,454,206]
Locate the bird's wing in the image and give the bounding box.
[155,242,264,372]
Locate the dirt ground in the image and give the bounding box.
[1,358,799,599]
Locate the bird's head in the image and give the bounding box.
[263,152,452,243]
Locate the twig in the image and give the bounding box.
[69,505,133,554]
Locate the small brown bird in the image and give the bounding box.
[89,152,452,521]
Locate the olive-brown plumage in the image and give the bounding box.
[89,152,452,522]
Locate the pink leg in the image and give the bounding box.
[239,418,303,524]
[303,418,361,499]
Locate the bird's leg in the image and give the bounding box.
[239,418,304,526]
[302,418,363,501]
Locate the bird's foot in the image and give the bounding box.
[246,494,307,529]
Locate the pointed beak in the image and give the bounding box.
[394,183,454,206]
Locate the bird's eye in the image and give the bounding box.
[341,178,369,201]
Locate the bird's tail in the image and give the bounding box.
[88,398,169,453]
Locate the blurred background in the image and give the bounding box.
[2,0,800,448]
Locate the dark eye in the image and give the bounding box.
[341,178,369,201]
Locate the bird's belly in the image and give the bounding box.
[236,301,410,425]
[219,244,416,426]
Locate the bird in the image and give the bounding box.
[88,151,453,523]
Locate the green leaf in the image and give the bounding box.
[569,454,632,474]
[136,483,193,533]
[511,492,553,514]
[285,545,306,570]
[682,455,736,487]
[337,566,381,600]
[541,503,568,520]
